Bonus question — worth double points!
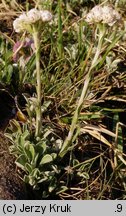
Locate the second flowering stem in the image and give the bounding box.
[59,24,105,158]
[33,28,42,137]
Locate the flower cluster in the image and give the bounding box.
[13,8,53,32]
[85,5,121,26]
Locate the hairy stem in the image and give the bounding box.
[59,25,105,158]
[33,29,42,137]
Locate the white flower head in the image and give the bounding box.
[91,5,103,23]
[40,10,53,22]
[85,5,121,26]
[85,12,94,24]
[13,13,28,32]
[102,6,121,26]
[85,5,103,24]
[13,8,53,33]
[27,8,41,24]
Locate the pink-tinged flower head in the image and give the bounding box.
[27,8,41,23]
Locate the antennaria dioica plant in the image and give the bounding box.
[13,8,52,137]
[59,5,123,157]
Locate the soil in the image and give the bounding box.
[0,88,27,199]
[0,132,27,199]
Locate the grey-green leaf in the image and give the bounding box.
[39,154,53,165]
